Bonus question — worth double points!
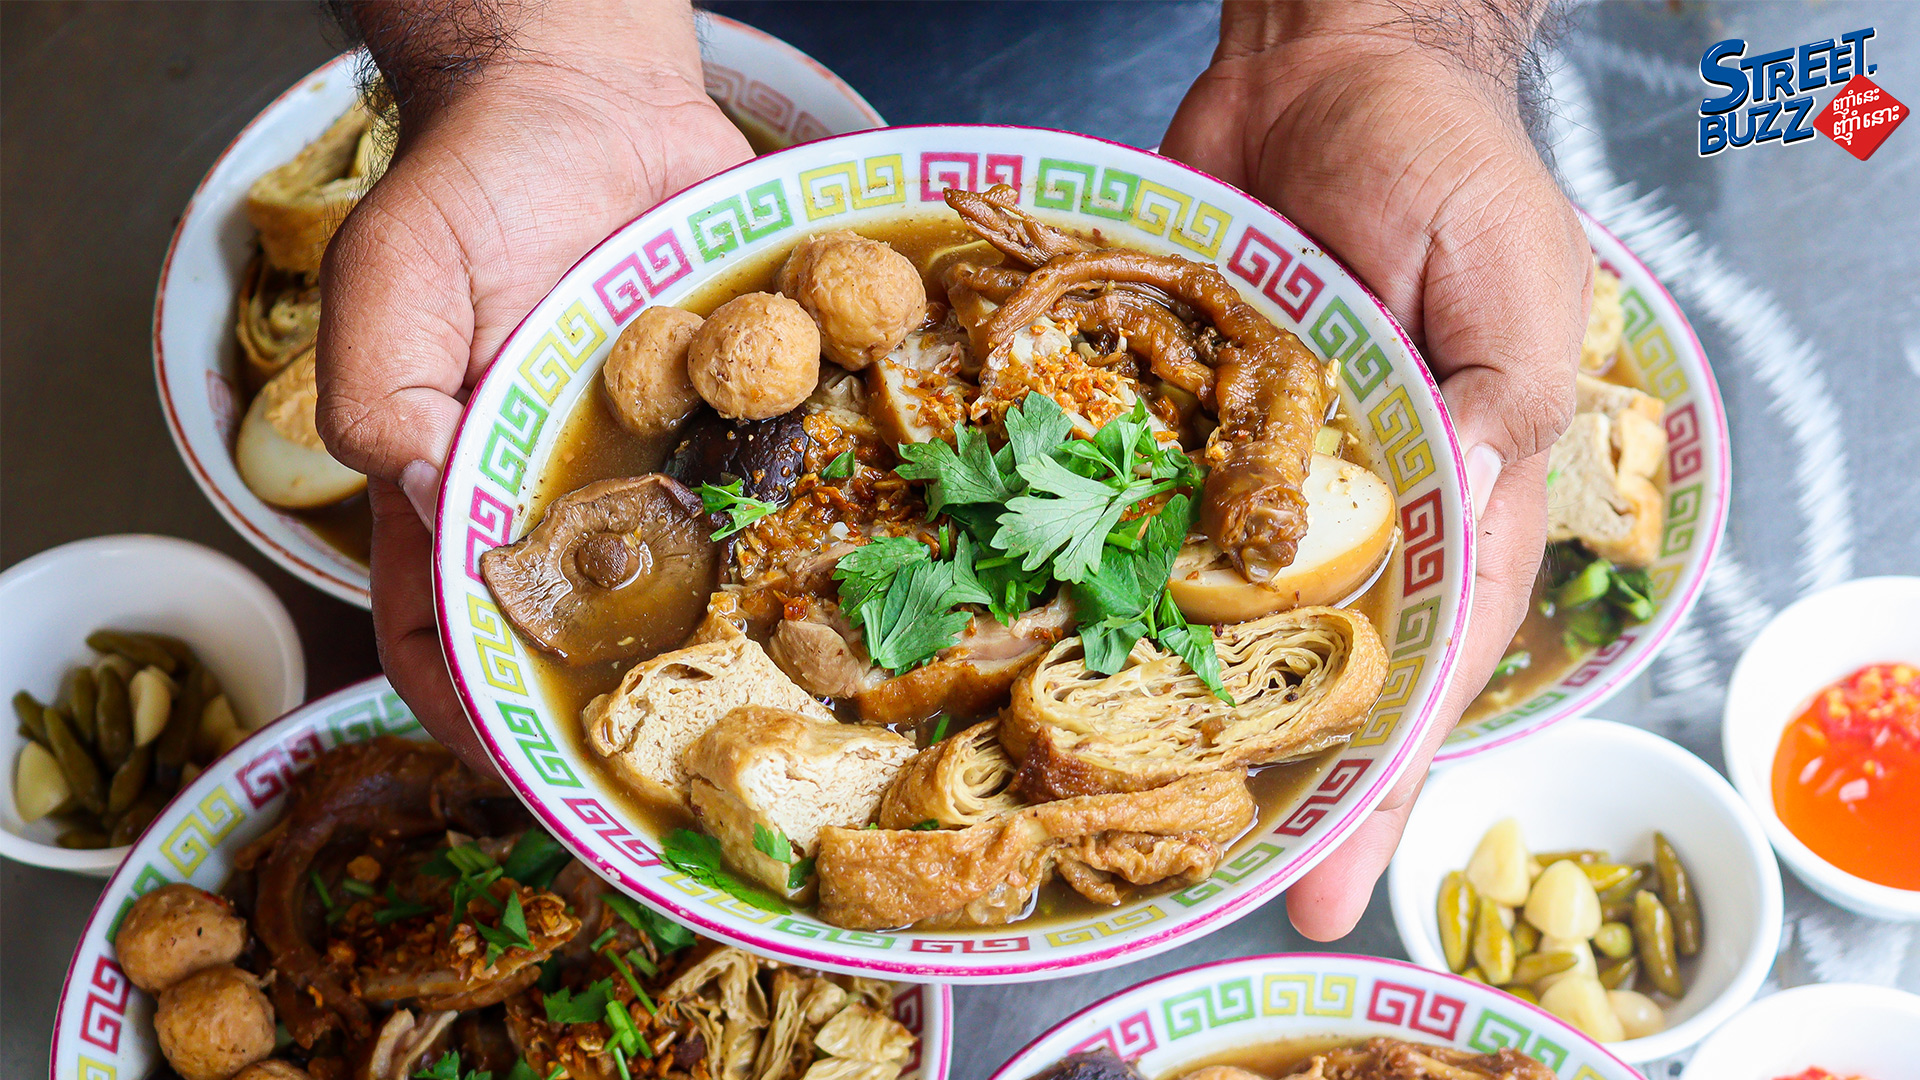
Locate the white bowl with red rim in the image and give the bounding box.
[431,123,1476,982]
[151,17,883,607]
[47,675,952,1080]
[1434,212,1731,762]
[0,535,305,877]
[985,953,1643,1080]
[1721,575,1920,921]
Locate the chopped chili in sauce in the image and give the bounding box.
[1772,662,1920,890]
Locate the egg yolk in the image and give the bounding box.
[1772,662,1920,891]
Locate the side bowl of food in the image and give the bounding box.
[0,535,305,876]
[1679,982,1920,1080]
[1439,212,1730,761]
[1387,717,1781,1062]
[49,675,951,1080]
[431,123,1475,982]
[985,953,1643,1080]
[1721,575,1920,921]
[153,18,884,608]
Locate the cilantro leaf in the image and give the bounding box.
[505,1060,542,1080]
[909,819,941,831]
[501,826,571,890]
[698,480,782,540]
[752,823,793,864]
[787,856,815,892]
[1159,620,1232,704]
[1003,393,1075,468]
[832,536,929,613]
[544,978,615,1024]
[895,425,1018,514]
[944,531,995,610]
[661,829,791,913]
[474,890,535,966]
[858,557,974,672]
[415,1052,489,1080]
[998,456,1149,581]
[600,891,694,953]
[822,449,856,479]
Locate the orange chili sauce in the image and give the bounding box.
[1771,662,1920,890]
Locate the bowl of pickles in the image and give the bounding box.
[0,535,305,874]
[1387,717,1782,1062]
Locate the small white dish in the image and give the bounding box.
[1681,982,1920,1080]
[152,20,884,607]
[1388,717,1782,1062]
[1722,575,1920,922]
[0,535,305,875]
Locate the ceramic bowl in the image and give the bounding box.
[1722,575,1920,921]
[1388,718,1781,1062]
[433,124,1475,981]
[986,953,1642,1080]
[152,17,883,607]
[1436,212,1731,762]
[0,535,304,875]
[47,676,952,1080]
[1680,982,1920,1079]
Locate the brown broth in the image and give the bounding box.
[291,491,373,568]
[523,211,1404,928]
[1463,349,1666,722]
[1154,1035,1360,1080]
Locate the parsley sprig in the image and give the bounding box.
[697,479,782,540]
[661,829,791,912]
[864,393,1228,697]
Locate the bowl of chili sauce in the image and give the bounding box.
[1723,576,1920,920]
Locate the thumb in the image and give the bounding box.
[315,161,473,524]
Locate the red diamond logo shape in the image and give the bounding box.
[1814,74,1907,161]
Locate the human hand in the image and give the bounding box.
[1162,0,1590,940]
[317,0,752,770]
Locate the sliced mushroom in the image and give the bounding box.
[479,475,720,665]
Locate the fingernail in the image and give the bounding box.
[1465,443,1503,521]
[399,459,441,530]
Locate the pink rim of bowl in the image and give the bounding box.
[429,123,1475,982]
[47,675,953,1080]
[150,18,884,609]
[1434,209,1731,762]
[985,952,1644,1080]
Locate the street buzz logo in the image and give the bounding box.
[1699,26,1906,160]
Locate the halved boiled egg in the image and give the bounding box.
[234,347,366,509]
[1171,453,1397,624]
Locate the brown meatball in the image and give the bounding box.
[155,965,275,1080]
[687,292,820,420]
[234,1063,313,1080]
[778,230,927,370]
[114,883,248,994]
[603,306,704,437]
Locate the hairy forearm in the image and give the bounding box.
[328,0,704,124]
[1214,0,1565,141]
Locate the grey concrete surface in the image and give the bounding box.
[5,3,1917,1078]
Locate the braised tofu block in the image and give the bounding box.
[1546,376,1668,568]
[685,707,916,899]
[584,636,832,807]
[1581,261,1625,373]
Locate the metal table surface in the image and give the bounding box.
[4,3,1917,1077]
